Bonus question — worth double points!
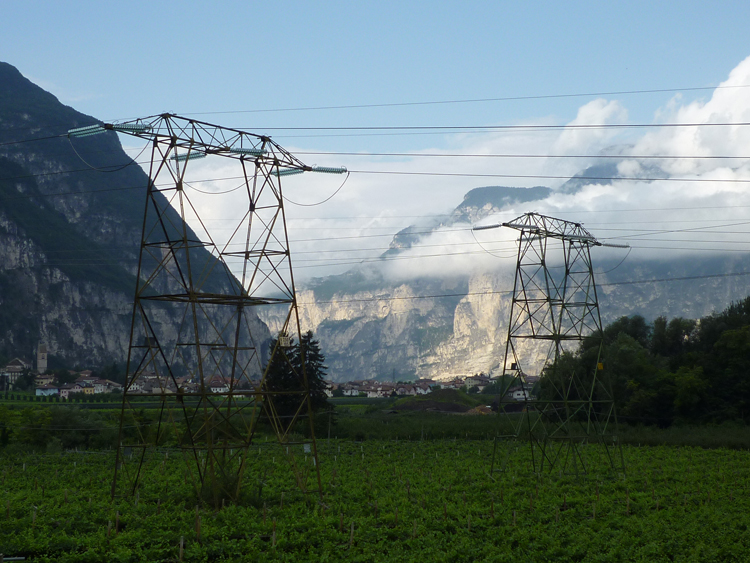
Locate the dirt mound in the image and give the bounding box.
[466,405,493,415]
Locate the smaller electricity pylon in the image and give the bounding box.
[474,213,626,478]
[70,115,346,505]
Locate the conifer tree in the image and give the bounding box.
[263,331,331,428]
[297,330,331,413]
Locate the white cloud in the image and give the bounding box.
[135,56,750,284]
[552,98,628,155]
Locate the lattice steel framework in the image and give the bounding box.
[490,213,624,477]
[96,114,331,504]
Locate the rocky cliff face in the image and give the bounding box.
[0,62,269,369]
[262,186,750,383]
[3,62,746,379]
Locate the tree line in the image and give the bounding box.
[543,296,750,426]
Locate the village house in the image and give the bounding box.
[464,375,491,392]
[59,383,84,400]
[439,378,465,390]
[339,383,360,397]
[506,385,532,401]
[180,381,199,393]
[414,381,431,394]
[1,358,31,389]
[209,378,229,393]
[127,379,144,392]
[76,374,98,384]
[105,380,123,392]
[35,373,55,387]
[35,384,59,397]
[395,384,417,396]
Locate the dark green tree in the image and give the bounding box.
[53,369,77,385]
[97,362,124,384]
[13,369,35,392]
[599,314,651,348]
[298,330,331,413]
[263,331,332,432]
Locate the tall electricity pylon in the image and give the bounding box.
[69,115,345,504]
[475,213,625,478]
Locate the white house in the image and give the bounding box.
[209,378,229,393]
[35,384,59,396]
[506,386,531,401]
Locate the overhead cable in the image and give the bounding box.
[174,83,750,116]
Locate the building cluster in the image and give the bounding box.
[330,373,502,398]
[1,341,538,402]
[125,372,258,395]
[35,371,123,398]
[327,373,540,400]
[0,343,126,399]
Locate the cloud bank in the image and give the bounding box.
[135,55,750,284]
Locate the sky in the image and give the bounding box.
[3,1,750,282]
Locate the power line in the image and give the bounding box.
[175,83,750,116]
[25,239,750,271]
[21,239,750,273]
[0,184,144,203]
[6,247,750,295]
[598,220,750,239]
[2,151,749,187]
[216,121,750,132]
[23,224,750,258]
[3,120,750,151]
[281,213,750,222]
[296,270,750,305]
[0,133,65,147]
[289,247,749,269]
[347,169,750,183]
[602,270,750,287]
[295,150,750,160]
[5,167,750,207]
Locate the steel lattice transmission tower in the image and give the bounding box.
[69,115,346,504]
[477,213,625,477]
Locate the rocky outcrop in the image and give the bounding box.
[262,187,750,383]
[0,62,269,369]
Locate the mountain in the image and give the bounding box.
[0,62,269,369]
[260,184,750,382]
[2,62,748,381]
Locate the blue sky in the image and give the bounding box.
[3,1,750,280]
[4,1,749,145]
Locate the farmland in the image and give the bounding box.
[2,436,750,562]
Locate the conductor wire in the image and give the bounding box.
[284,171,351,207]
[68,137,149,173]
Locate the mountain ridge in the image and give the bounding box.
[262,182,750,382]
[0,62,270,368]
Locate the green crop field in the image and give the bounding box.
[2,440,750,562]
